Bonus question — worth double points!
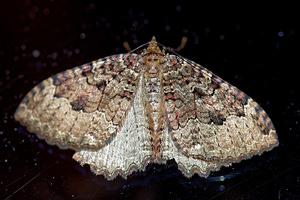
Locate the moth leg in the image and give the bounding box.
[123,41,132,52]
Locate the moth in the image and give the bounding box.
[15,37,279,180]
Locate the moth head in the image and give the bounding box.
[144,38,163,55]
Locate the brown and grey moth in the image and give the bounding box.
[15,37,279,180]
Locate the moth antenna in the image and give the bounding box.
[163,36,188,52]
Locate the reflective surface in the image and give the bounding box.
[0,1,299,199]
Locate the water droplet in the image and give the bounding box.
[176,5,182,12]
[219,176,225,181]
[74,48,80,54]
[23,26,30,32]
[43,8,50,15]
[144,18,149,24]
[133,39,138,44]
[28,12,36,19]
[165,25,171,31]
[278,31,284,37]
[276,42,280,49]
[132,21,138,27]
[51,52,58,60]
[205,27,211,33]
[14,56,19,61]
[219,185,225,191]
[219,34,225,40]
[32,6,39,12]
[20,44,26,50]
[32,49,40,58]
[48,148,53,154]
[80,33,86,39]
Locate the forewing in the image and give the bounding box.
[163,55,278,164]
[15,54,141,150]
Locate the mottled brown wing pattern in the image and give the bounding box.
[14,38,279,180]
[163,55,278,164]
[14,54,141,150]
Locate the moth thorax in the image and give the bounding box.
[145,76,163,134]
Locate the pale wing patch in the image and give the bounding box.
[73,75,153,180]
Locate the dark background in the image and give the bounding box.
[0,0,299,199]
